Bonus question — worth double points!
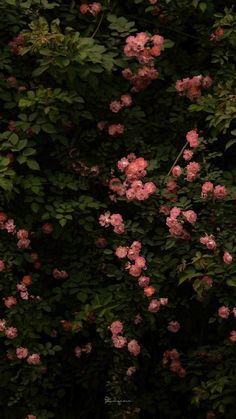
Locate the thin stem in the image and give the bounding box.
[91,13,104,39]
[167,141,188,177]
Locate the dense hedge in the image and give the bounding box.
[0,0,236,418]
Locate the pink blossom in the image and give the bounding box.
[120,94,132,107]
[229,330,236,342]
[4,219,16,234]
[127,339,141,356]
[4,296,17,308]
[0,319,6,331]
[109,321,123,335]
[183,149,193,161]
[110,214,123,227]
[200,234,216,250]
[186,129,199,148]
[223,251,233,264]
[138,276,150,287]
[114,224,125,234]
[16,229,29,239]
[170,207,181,219]
[186,161,200,181]
[115,246,128,259]
[172,165,182,177]
[218,306,230,319]
[126,366,136,376]
[202,76,213,88]
[27,353,41,365]
[74,346,82,358]
[108,124,124,136]
[99,212,111,227]
[144,286,156,297]
[0,260,5,272]
[117,157,129,171]
[97,120,105,131]
[129,265,142,277]
[143,181,157,195]
[112,335,127,348]
[17,238,30,249]
[110,100,122,113]
[90,2,102,16]
[25,416,37,419]
[201,181,214,198]
[16,347,28,359]
[182,210,197,224]
[52,269,68,280]
[159,205,170,216]
[160,298,168,305]
[148,299,161,312]
[167,321,180,333]
[5,327,18,339]
[214,185,227,199]
[201,275,213,288]
[135,256,146,268]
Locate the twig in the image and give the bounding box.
[91,13,104,39]
[167,141,188,177]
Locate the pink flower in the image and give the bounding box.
[200,234,216,250]
[4,296,17,308]
[182,210,197,224]
[113,224,125,234]
[0,260,5,272]
[186,162,200,181]
[214,185,227,199]
[5,327,18,339]
[25,415,37,419]
[143,181,157,195]
[99,212,111,227]
[148,299,161,312]
[186,129,199,148]
[110,214,123,226]
[112,335,127,348]
[135,256,146,268]
[144,286,156,298]
[16,229,29,239]
[117,157,129,171]
[52,269,68,280]
[90,2,102,16]
[160,298,168,305]
[109,321,123,335]
[218,306,230,319]
[108,124,124,136]
[201,275,213,288]
[27,353,40,365]
[167,321,180,333]
[170,207,181,219]
[115,246,128,259]
[129,265,142,277]
[80,3,89,14]
[172,166,182,177]
[229,330,236,342]
[74,346,82,358]
[183,149,193,161]
[126,366,136,376]
[201,181,214,198]
[127,339,141,356]
[223,251,233,264]
[17,238,30,249]
[16,347,28,359]
[109,100,122,113]
[120,94,132,107]
[97,121,105,131]
[138,276,150,287]
[4,219,16,234]
[0,319,6,331]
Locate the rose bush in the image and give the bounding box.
[0,0,236,418]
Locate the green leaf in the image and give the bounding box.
[225,139,236,150]
[226,278,236,287]
[26,160,40,170]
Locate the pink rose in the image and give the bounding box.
[109,321,123,335]
[4,296,17,308]
[172,165,182,177]
[223,251,233,264]
[127,339,141,356]
[16,347,28,359]
[27,353,40,365]
[5,327,18,339]
[218,306,230,319]
[214,185,227,199]
[144,286,156,298]
[167,321,180,333]
[148,299,161,313]
[229,330,236,342]
[112,335,127,349]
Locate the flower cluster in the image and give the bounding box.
[109,94,132,113]
[218,306,236,319]
[166,206,196,239]
[99,212,125,234]
[115,241,146,277]
[162,348,186,378]
[122,66,159,92]
[74,343,92,358]
[108,320,141,356]
[79,2,102,16]
[201,182,227,199]
[176,75,212,100]
[124,32,164,65]
[109,155,157,201]
[200,234,216,250]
